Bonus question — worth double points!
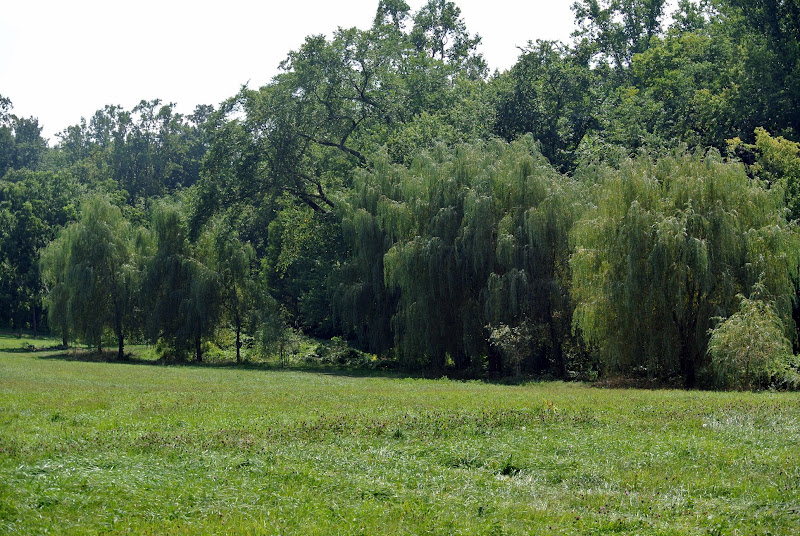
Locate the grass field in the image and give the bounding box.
[1,333,798,535]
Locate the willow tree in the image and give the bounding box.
[350,136,579,375]
[571,150,799,386]
[199,216,256,362]
[142,201,196,360]
[40,233,71,346]
[40,195,143,358]
[334,153,402,355]
[482,138,583,376]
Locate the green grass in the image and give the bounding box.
[1,333,798,534]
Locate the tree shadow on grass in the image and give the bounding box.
[12,340,579,385]
[25,346,425,380]
[32,348,147,363]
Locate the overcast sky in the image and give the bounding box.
[1,1,576,142]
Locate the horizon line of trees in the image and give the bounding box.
[3,0,800,390]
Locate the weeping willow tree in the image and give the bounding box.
[196,216,256,362]
[40,195,144,358]
[143,201,204,361]
[481,137,583,376]
[571,150,799,386]
[40,234,71,347]
[334,153,402,356]
[341,136,579,374]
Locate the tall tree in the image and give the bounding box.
[493,40,600,171]
[0,95,48,176]
[0,169,80,334]
[410,0,486,77]
[571,0,667,72]
[570,150,799,386]
[56,101,209,202]
[716,0,800,139]
[346,137,579,375]
[142,200,195,360]
[40,196,143,357]
[199,216,256,362]
[144,199,222,362]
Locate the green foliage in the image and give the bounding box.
[253,292,298,366]
[57,100,208,202]
[0,169,80,333]
[346,137,580,375]
[199,216,257,362]
[10,0,800,388]
[39,195,144,357]
[260,198,343,335]
[492,40,600,171]
[707,293,792,390]
[308,337,379,368]
[730,128,800,222]
[195,0,489,222]
[626,27,737,150]
[0,95,48,176]
[142,200,198,360]
[570,150,800,386]
[715,0,800,139]
[487,321,535,377]
[410,0,486,77]
[571,0,667,72]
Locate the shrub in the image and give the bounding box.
[707,295,792,390]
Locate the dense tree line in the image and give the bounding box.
[3,0,800,389]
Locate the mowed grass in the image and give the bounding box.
[1,334,798,535]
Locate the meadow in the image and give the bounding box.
[0,333,798,535]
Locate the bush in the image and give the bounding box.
[302,337,395,369]
[314,338,373,367]
[707,295,792,390]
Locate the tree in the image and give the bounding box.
[144,199,226,362]
[56,100,209,202]
[410,0,486,77]
[0,95,48,177]
[571,0,667,72]
[333,152,401,356]
[39,230,70,345]
[729,128,800,221]
[626,26,737,151]
[493,40,600,171]
[0,169,80,334]
[715,0,800,140]
[728,128,800,347]
[346,137,578,375]
[570,150,799,386]
[195,0,489,221]
[40,195,143,358]
[199,216,256,362]
[142,200,196,360]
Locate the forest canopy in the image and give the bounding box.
[3,0,800,389]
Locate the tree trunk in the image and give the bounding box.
[32,306,38,338]
[235,317,242,364]
[549,309,565,379]
[678,320,697,388]
[487,342,502,377]
[118,332,125,361]
[195,336,203,363]
[674,307,698,388]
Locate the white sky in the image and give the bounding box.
[1,0,577,143]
